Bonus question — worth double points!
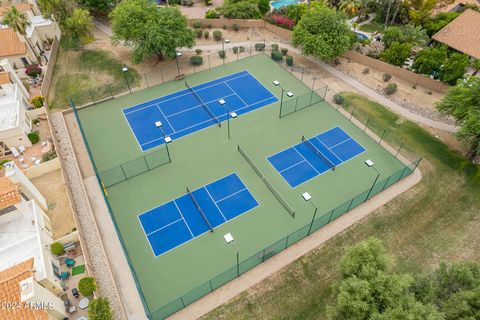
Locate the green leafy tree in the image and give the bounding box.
[78,277,97,296]
[412,46,447,76]
[422,12,460,37]
[110,0,194,63]
[88,297,113,320]
[78,0,112,13]
[443,288,480,320]
[330,238,443,320]
[258,0,270,15]
[407,0,437,25]
[37,0,76,23]
[471,59,480,76]
[380,42,411,66]
[381,26,403,48]
[285,3,308,24]
[439,53,470,85]
[64,8,93,40]
[436,77,480,159]
[339,0,361,16]
[221,0,262,19]
[292,6,352,61]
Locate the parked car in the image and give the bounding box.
[72,288,79,299]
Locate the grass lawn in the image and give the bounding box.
[201,92,480,320]
[359,22,383,33]
[47,40,140,109]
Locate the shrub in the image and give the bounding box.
[271,50,283,61]
[181,0,193,6]
[213,30,222,41]
[88,297,112,320]
[386,83,397,95]
[193,20,202,29]
[286,55,293,66]
[380,42,412,67]
[207,23,213,29]
[362,68,370,74]
[239,46,245,53]
[25,64,42,77]
[190,55,203,65]
[31,96,45,108]
[271,43,279,51]
[255,43,265,51]
[28,131,40,144]
[78,277,96,296]
[203,0,212,5]
[333,93,344,105]
[203,30,209,39]
[281,48,288,56]
[232,23,240,31]
[194,29,203,38]
[220,0,262,19]
[50,242,64,256]
[233,47,238,54]
[218,50,226,58]
[32,118,40,125]
[265,14,295,30]
[42,150,57,162]
[383,73,392,82]
[195,49,203,55]
[223,25,227,30]
[205,9,218,19]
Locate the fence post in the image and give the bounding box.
[312,76,316,91]
[143,156,150,170]
[395,143,404,158]
[294,96,299,112]
[209,280,213,292]
[324,86,328,100]
[327,209,335,223]
[236,252,240,277]
[379,129,386,144]
[108,84,113,98]
[89,90,96,105]
[144,73,149,88]
[285,235,289,248]
[262,248,266,262]
[180,297,186,308]
[301,69,304,83]
[120,164,127,180]
[346,198,355,212]
[349,107,355,121]
[160,70,164,84]
[208,55,211,69]
[363,118,370,132]
[309,90,314,106]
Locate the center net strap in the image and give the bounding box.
[186,187,214,232]
[185,80,221,127]
[301,136,336,170]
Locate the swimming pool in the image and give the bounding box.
[355,32,369,41]
[271,0,298,9]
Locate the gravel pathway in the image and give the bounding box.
[49,111,126,320]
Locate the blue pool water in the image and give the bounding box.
[271,0,299,9]
[355,32,368,41]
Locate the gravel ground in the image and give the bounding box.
[49,111,126,320]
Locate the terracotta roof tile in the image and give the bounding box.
[0,177,21,210]
[0,3,32,16]
[435,0,480,14]
[432,9,480,59]
[0,28,27,58]
[0,258,48,320]
[0,71,10,85]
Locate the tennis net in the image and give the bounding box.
[186,187,214,232]
[301,136,336,170]
[185,80,221,127]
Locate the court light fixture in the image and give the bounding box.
[122,66,128,72]
[176,52,182,57]
[224,39,230,43]
[230,112,237,118]
[286,91,294,97]
[273,80,280,86]
[155,121,162,128]
[364,159,380,202]
[224,233,234,244]
[302,192,312,201]
[218,99,226,105]
[302,192,318,235]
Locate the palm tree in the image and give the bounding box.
[402,24,429,46]
[339,0,361,16]
[407,0,437,25]
[2,6,40,64]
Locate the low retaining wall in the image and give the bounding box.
[24,157,61,179]
[41,36,60,98]
[342,51,449,93]
[187,18,265,29]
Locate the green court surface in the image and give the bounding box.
[77,55,410,318]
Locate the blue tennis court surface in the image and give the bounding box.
[123,71,278,151]
[268,127,366,188]
[138,173,259,257]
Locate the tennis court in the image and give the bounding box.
[268,127,365,187]
[123,70,278,151]
[138,173,258,257]
[75,54,416,319]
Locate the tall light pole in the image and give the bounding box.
[222,38,230,65]
[224,233,239,277]
[365,159,381,202]
[302,192,318,235]
[122,66,131,94]
[273,80,293,118]
[219,99,236,139]
[175,52,182,77]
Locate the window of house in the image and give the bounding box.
[0,205,16,216]
[20,57,29,66]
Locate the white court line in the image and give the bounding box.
[156,104,175,132]
[313,136,343,164]
[204,187,227,222]
[173,200,195,238]
[122,108,146,152]
[279,159,308,174]
[139,96,278,148]
[224,81,248,108]
[214,187,247,204]
[123,72,251,115]
[293,145,320,174]
[165,93,236,119]
[146,218,183,236]
[328,137,352,150]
